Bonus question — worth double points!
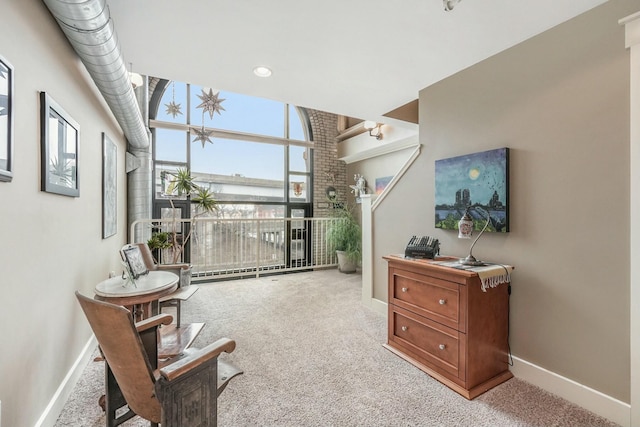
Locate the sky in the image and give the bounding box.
[434,148,508,206]
[154,82,307,181]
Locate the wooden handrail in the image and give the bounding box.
[135,313,173,332]
[159,338,236,381]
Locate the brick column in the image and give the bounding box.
[305,109,348,218]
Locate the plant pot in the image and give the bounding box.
[159,264,192,287]
[336,250,357,274]
[179,265,192,288]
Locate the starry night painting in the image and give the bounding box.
[435,147,509,233]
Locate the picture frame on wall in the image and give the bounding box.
[435,147,509,233]
[102,133,117,238]
[40,92,80,197]
[0,55,14,182]
[375,176,393,195]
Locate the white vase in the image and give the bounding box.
[179,265,192,287]
[336,250,357,274]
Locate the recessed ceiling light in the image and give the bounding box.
[253,66,272,77]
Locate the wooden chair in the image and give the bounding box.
[76,291,242,427]
[135,242,196,328]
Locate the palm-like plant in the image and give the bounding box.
[148,168,217,264]
[192,187,217,212]
[165,168,195,196]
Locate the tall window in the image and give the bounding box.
[150,80,312,219]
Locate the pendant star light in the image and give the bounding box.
[197,88,226,119]
[191,88,226,147]
[192,126,215,148]
[164,81,183,118]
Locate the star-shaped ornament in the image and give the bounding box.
[164,101,183,118]
[196,88,225,119]
[191,126,214,147]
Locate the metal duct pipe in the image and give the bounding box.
[41,0,149,150]
[42,0,153,241]
[128,77,153,244]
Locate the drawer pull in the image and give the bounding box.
[401,287,408,292]
[401,326,408,332]
[439,299,446,305]
[439,344,446,350]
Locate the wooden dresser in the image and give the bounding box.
[383,255,512,399]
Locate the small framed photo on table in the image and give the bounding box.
[121,245,148,280]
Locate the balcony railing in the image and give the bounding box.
[131,216,340,281]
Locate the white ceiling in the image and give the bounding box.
[108,0,608,125]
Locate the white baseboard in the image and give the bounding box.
[507,356,630,426]
[35,336,97,427]
[370,297,387,316]
[368,298,630,426]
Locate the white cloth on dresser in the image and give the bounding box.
[432,260,513,292]
[472,264,513,292]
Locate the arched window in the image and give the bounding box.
[149,80,312,219]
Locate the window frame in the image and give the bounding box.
[149,79,313,212]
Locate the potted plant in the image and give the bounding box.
[326,203,362,273]
[148,168,218,266]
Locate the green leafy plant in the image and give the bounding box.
[147,231,172,250]
[148,168,217,264]
[165,167,195,196]
[326,203,362,264]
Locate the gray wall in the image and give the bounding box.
[372,0,633,402]
[0,2,127,426]
[346,146,417,200]
[0,0,635,424]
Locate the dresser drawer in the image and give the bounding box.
[384,256,512,399]
[391,269,465,332]
[389,306,463,380]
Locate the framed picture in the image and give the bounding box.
[435,147,509,233]
[102,133,117,238]
[121,245,148,279]
[375,176,393,195]
[0,55,14,182]
[40,92,80,197]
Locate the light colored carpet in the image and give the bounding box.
[55,269,618,426]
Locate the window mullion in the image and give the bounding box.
[284,103,289,139]
[186,83,191,172]
[152,82,314,214]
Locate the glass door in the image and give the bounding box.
[287,205,311,268]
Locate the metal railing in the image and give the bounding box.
[131,216,340,281]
